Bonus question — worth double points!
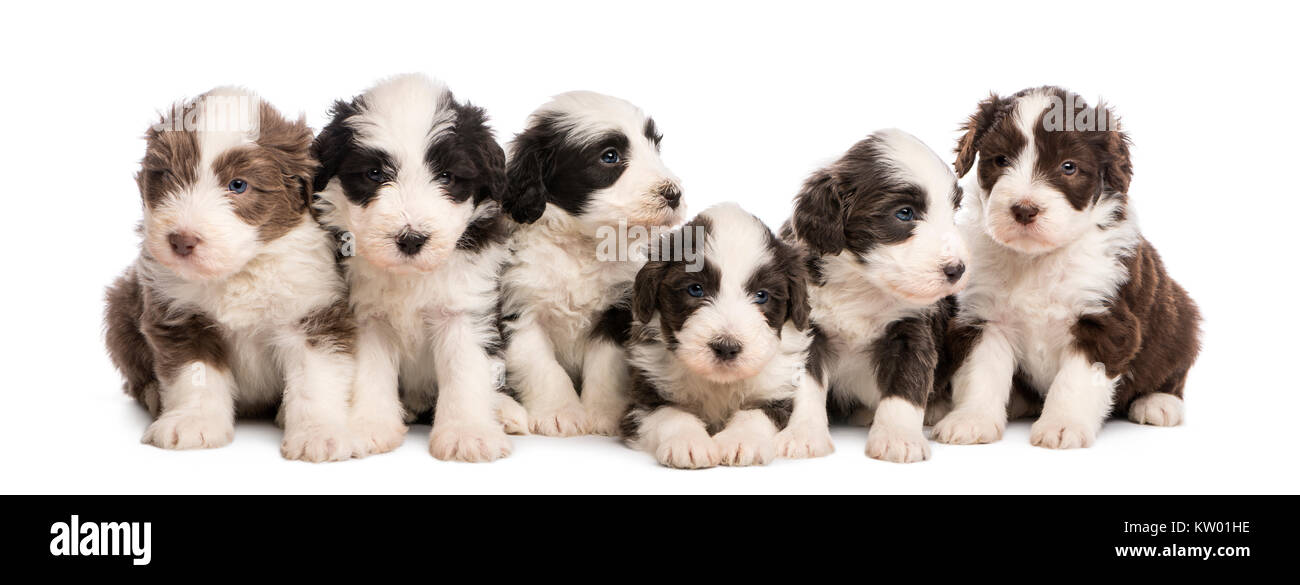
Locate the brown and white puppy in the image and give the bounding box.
[781,129,969,463]
[931,86,1201,449]
[104,88,356,462]
[621,203,813,469]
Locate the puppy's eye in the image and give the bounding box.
[227,179,247,194]
[754,290,769,304]
[366,168,385,183]
[686,283,705,298]
[600,149,620,164]
[436,171,453,185]
[994,155,1011,168]
[1061,161,1077,175]
[894,207,915,221]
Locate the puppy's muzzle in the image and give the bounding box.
[395,229,430,256]
[708,336,742,362]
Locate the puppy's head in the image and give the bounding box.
[137,88,315,281]
[790,129,968,306]
[953,86,1132,254]
[502,91,684,230]
[311,74,506,273]
[634,203,808,384]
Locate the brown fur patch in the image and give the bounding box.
[138,285,228,383]
[300,298,356,354]
[104,267,160,415]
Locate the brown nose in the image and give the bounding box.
[168,232,200,257]
[943,262,966,284]
[708,337,742,362]
[659,183,682,209]
[1011,203,1040,225]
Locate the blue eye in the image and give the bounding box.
[686,283,704,298]
[754,290,769,304]
[366,168,384,183]
[895,207,915,221]
[600,149,620,164]
[227,179,247,194]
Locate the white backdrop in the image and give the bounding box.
[2,0,1296,494]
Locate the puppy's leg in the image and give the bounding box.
[715,409,780,466]
[347,319,407,456]
[867,397,930,463]
[143,361,236,450]
[866,320,936,463]
[428,312,512,462]
[775,373,834,458]
[1128,371,1187,427]
[505,319,587,436]
[580,338,629,436]
[625,406,719,469]
[933,326,1014,445]
[277,329,355,463]
[1030,350,1116,449]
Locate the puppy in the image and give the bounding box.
[622,203,812,468]
[498,91,685,436]
[311,74,517,461]
[104,88,355,462]
[781,129,969,463]
[931,86,1201,449]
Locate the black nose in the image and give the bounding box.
[395,231,429,256]
[660,184,682,209]
[708,337,742,362]
[168,232,199,257]
[1011,203,1040,225]
[943,262,966,283]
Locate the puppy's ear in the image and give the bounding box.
[438,102,508,205]
[310,100,359,194]
[502,125,553,224]
[633,260,667,324]
[778,240,811,331]
[1099,105,1133,195]
[954,93,1009,177]
[791,169,845,255]
[255,105,317,211]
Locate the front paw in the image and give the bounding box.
[350,417,408,456]
[715,432,776,466]
[866,425,930,463]
[932,410,1005,445]
[655,435,720,469]
[282,425,353,462]
[774,424,835,459]
[528,404,589,436]
[430,423,512,462]
[142,411,234,450]
[495,394,529,435]
[1128,393,1184,427]
[584,404,624,437]
[1029,416,1096,449]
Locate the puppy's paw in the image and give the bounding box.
[774,424,835,459]
[655,435,720,469]
[528,404,589,437]
[350,417,408,457]
[932,410,1005,445]
[495,395,529,435]
[142,411,234,450]
[1128,393,1184,427]
[584,404,624,437]
[715,430,777,467]
[923,399,953,427]
[430,423,512,462]
[865,425,931,463]
[282,425,353,462]
[1029,416,1096,449]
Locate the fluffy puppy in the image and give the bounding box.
[780,129,969,463]
[311,74,517,461]
[104,88,356,462]
[622,203,812,469]
[498,91,684,436]
[931,86,1201,449]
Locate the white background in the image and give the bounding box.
[2,0,1296,494]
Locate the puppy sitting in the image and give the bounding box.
[499,91,684,436]
[104,88,356,462]
[622,203,812,469]
[932,86,1201,449]
[311,74,517,461]
[781,129,970,463]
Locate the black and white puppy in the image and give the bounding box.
[781,129,969,463]
[622,203,812,468]
[104,88,356,462]
[311,74,519,461]
[499,91,684,436]
[932,86,1201,449]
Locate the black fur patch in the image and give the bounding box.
[502,115,631,223]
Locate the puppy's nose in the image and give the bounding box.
[1011,203,1040,225]
[659,184,682,209]
[708,337,742,362]
[943,262,966,284]
[395,231,429,256]
[168,232,199,257]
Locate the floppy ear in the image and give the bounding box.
[1099,106,1133,195]
[954,93,1008,177]
[440,102,508,205]
[779,241,810,331]
[633,260,667,324]
[791,169,845,255]
[310,100,359,194]
[254,105,317,211]
[502,127,552,224]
